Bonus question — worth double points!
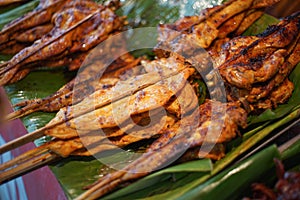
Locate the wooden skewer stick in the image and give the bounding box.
[0,152,59,184]
[0,128,48,154]
[0,145,49,171]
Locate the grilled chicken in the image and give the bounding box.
[155,0,280,58]
[6,52,141,120]
[2,1,299,197]
[76,100,247,200]
[0,0,124,85]
[45,67,194,139]
[218,12,300,112]
[0,0,66,53]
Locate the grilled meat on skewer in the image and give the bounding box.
[218,13,300,112]
[7,52,189,120]
[14,23,53,43]
[0,0,66,54]
[45,68,194,139]
[1,55,193,149]
[231,40,300,111]
[6,53,141,120]
[219,13,300,90]
[155,0,280,58]
[2,0,299,195]
[251,78,294,110]
[0,64,196,182]
[0,0,124,85]
[76,100,247,200]
[4,0,276,119]
[0,23,54,54]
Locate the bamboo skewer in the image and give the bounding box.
[0,145,50,171]
[0,152,59,184]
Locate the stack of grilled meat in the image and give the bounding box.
[0,0,299,199]
[0,0,124,85]
[218,13,300,112]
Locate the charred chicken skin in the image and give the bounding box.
[0,0,66,54]
[1,1,299,199]
[217,12,300,112]
[0,0,124,85]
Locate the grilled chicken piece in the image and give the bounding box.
[0,0,66,53]
[179,143,226,162]
[219,14,300,90]
[0,24,54,54]
[155,0,280,58]
[76,100,247,200]
[230,39,300,104]
[0,0,124,85]
[39,111,178,158]
[218,13,300,111]
[7,53,190,121]
[252,78,294,111]
[15,24,53,43]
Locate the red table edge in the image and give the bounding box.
[0,87,67,200]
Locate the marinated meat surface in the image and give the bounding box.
[217,13,300,112]
[0,0,66,53]
[155,0,280,58]
[0,0,124,85]
[76,100,247,199]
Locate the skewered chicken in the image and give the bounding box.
[0,0,124,85]
[74,11,300,200]
[217,12,300,112]
[76,100,247,200]
[4,0,278,121]
[6,52,142,120]
[0,0,66,54]
[155,0,280,58]
[0,57,197,183]
[1,0,298,198]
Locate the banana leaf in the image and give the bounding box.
[0,0,39,29]
[103,159,212,199]
[1,0,300,199]
[179,136,300,200]
[178,145,281,200]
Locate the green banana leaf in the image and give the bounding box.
[179,145,281,200]
[1,0,300,199]
[0,0,39,29]
[103,159,212,199]
[180,137,300,200]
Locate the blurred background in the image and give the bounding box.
[267,0,300,18]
